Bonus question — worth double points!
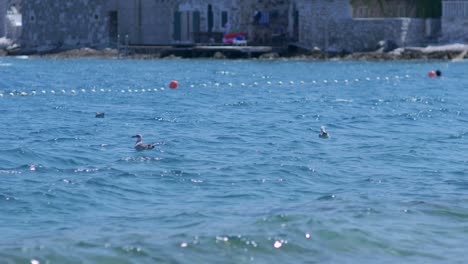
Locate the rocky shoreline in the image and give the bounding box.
[1,44,467,61]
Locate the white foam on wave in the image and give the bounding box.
[335,98,353,103]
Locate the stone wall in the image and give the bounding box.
[293,0,438,52]
[0,0,6,37]
[342,18,428,51]
[442,17,468,42]
[21,0,110,50]
[442,0,468,43]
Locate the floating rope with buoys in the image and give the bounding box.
[0,74,412,98]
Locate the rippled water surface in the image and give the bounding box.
[0,57,467,263]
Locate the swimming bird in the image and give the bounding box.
[319,126,329,139]
[132,134,155,150]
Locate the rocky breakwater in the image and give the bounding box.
[300,44,468,61]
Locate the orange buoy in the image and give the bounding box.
[169,80,179,89]
[428,71,436,78]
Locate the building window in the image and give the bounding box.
[207,4,213,32]
[221,11,228,27]
[356,7,368,17]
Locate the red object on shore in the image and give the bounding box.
[223,32,247,44]
[428,71,436,77]
[169,80,178,89]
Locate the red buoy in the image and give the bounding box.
[169,80,179,89]
[428,71,436,78]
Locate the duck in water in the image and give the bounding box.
[319,126,329,139]
[132,134,155,150]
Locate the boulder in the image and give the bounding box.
[376,40,398,52]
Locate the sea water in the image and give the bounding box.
[0,58,466,263]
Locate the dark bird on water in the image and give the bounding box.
[132,134,155,150]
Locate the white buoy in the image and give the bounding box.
[51,90,56,94]
[334,80,339,83]
[300,81,305,84]
[61,89,66,94]
[81,89,86,93]
[20,92,28,96]
[253,82,258,86]
[289,81,294,85]
[241,83,246,86]
[278,81,283,85]
[228,83,233,87]
[312,80,317,84]
[31,91,37,96]
[214,83,220,87]
[91,89,96,93]
[9,92,14,96]
[0,93,3,97]
[71,90,76,94]
[323,80,328,84]
[366,77,371,81]
[121,89,125,93]
[267,81,272,85]
[190,84,195,88]
[41,90,46,94]
[376,77,381,80]
[100,89,105,92]
[160,88,165,91]
[128,89,132,93]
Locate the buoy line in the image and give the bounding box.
[0,74,412,98]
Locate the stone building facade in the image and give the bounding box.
[17,0,460,53]
[20,0,253,49]
[442,0,468,42]
[290,0,442,52]
[20,0,290,50]
[0,0,6,37]
[21,0,110,51]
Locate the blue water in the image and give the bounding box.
[0,57,467,263]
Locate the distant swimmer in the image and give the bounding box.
[436,69,442,77]
[132,134,155,150]
[319,126,329,139]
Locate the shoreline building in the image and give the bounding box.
[290,0,442,52]
[20,0,251,51]
[17,0,464,53]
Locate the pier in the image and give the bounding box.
[121,44,281,58]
